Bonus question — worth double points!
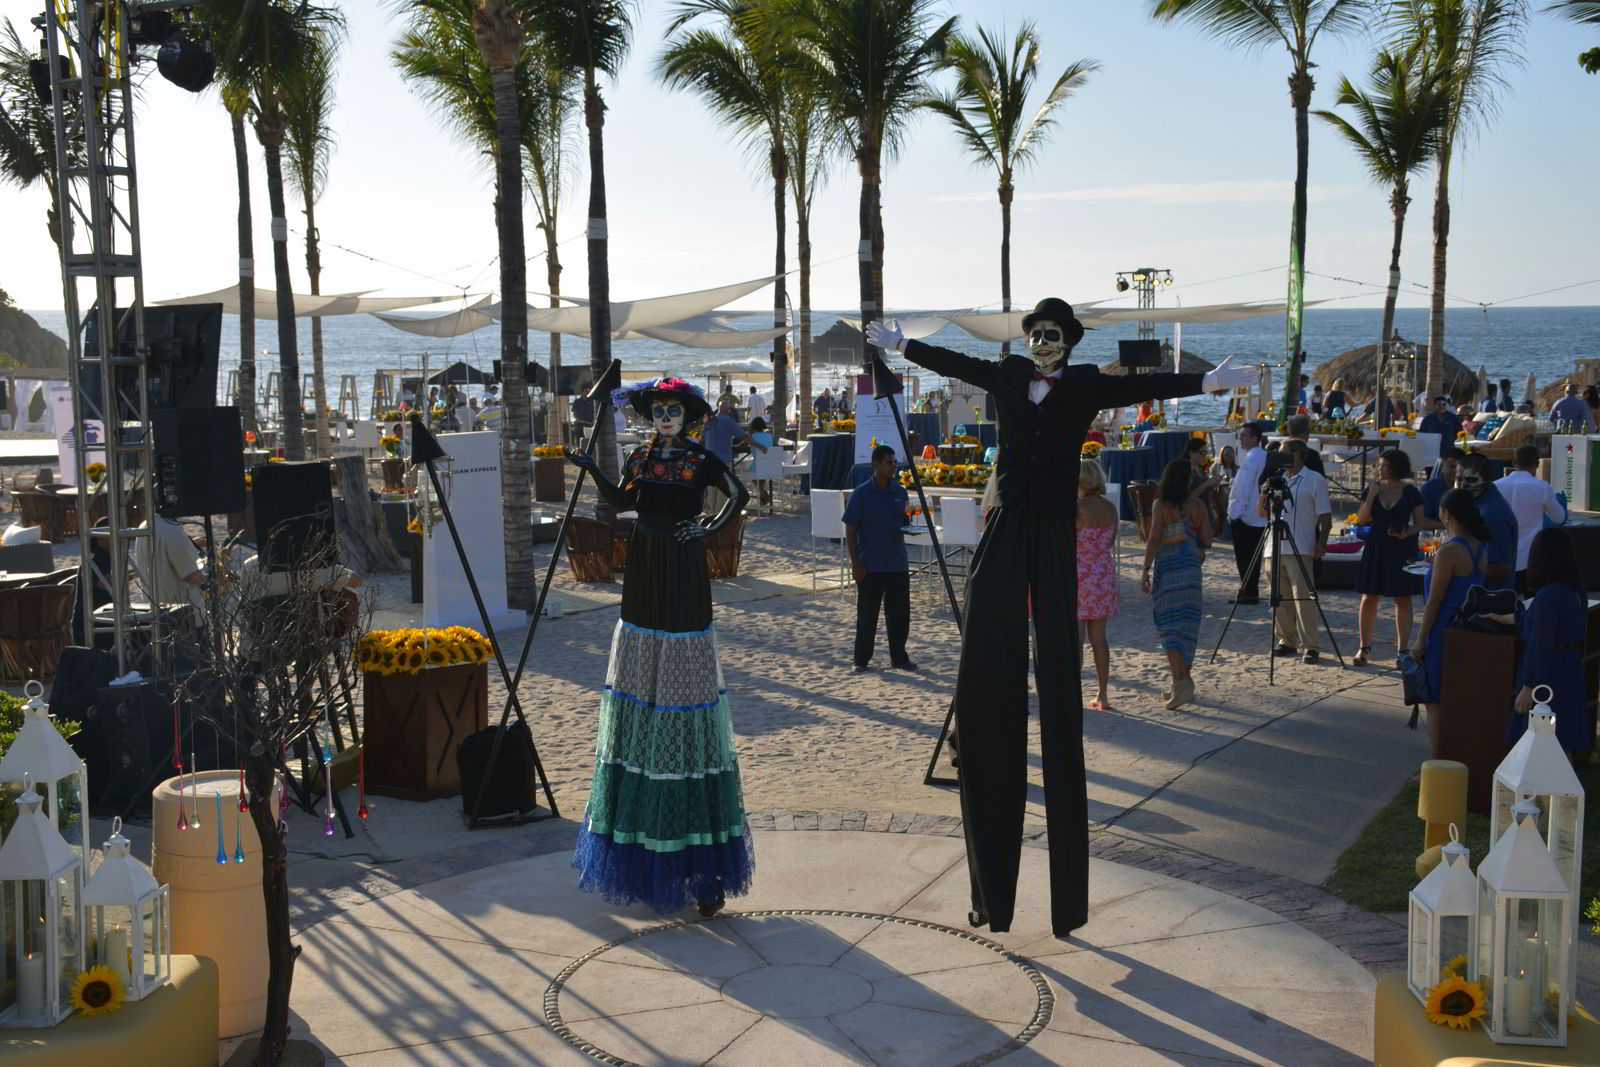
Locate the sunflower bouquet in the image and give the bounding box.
[85,461,107,483]
[357,626,492,676]
[1081,440,1104,457]
[533,445,565,458]
[829,418,855,434]
[380,434,403,458]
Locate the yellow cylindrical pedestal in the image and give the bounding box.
[152,771,268,1039]
[1416,760,1469,877]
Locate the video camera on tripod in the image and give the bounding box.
[1261,472,1292,510]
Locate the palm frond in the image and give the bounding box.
[1547,0,1600,22]
[1146,0,1297,52]
[656,25,780,161]
[518,0,635,79]
[0,18,59,191]
[282,26,340,202]
[1315,46,1446,188]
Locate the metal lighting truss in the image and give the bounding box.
[42,0,162,672]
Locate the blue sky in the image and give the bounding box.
[2,0,1595,314]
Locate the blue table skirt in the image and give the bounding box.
[1097,447,1158,519]
[1135,430,1193,471]
[809,433,856,490]
[907,413,941,449]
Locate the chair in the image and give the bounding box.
[809,488,849,591]
[566,516,616,583]
[782,439,813,495]
[0,542,54,574]
[705,516,748,579]
[1128,481,1161,542]
[937,496,983,585]
[0,576,78,682]
[15,490,47,533]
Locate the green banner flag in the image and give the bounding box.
[1280,212,1306,429]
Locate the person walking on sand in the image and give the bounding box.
[1076,458,1119,710]
[844,444,915,673]
[1143,459,1211,710]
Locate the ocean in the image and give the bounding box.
[27,304,1600,427]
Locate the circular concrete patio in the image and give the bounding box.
[288,829,1375,1065]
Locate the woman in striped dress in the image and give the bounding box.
[1141,459,1211,710]
[564,377,753,917]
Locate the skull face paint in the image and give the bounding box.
[652,400,687,438]
[1028,320,1068,373]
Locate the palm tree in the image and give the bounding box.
[922,22,1098,356]
[0,18,72,250]
[1315,46,1446,422]
[212,0,346,462]
[659,0,791,429]
[521,0,633,490]
[1392,0,1526,398]
[283,28,341,452]
[785,72,834,437]
[1149,0,1367,421]
[523,50,577,449]
[1547,1,1600,71]
[787,0,955,369]
[224,96,260,434]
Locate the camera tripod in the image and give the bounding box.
[1210,487,1345,684]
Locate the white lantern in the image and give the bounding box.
[1476,799,1570,1046]
[1407,824,1478,1002]
[0,681,89,863]
[82,817,170,1001]
[0,781,85,1027]
[1491,689,1584,993]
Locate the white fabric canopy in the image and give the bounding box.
[630,324,793,348]
[373,296,496,338]
[153,286,465,317]
[524,275,777,336]
[943,299,1321,341]
[835,312,960,340]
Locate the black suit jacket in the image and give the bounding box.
[903,340,1207,516]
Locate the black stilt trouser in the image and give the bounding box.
[1231,519,1265,598]
[954,503,1082,935]
[854,571,910,666]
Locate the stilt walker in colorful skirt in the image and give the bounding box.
[868,301,1250,937]
[565,377,754,917]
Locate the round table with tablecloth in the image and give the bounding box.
[806,433,856,490]
[1095,446,1157,519]
[1133,429,1194,471]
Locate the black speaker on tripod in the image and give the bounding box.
[250,460,334,570]
[154,406,246,518]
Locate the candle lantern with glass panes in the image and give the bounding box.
[81,817,169,1001]
[1491,689,1583,993]
[0,779,85,1028]
[1407,824,1478,1002]
[1476,799,1571,1046]
[0,681,88,862]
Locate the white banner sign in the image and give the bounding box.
[854,381,906,465]
[420,431,524,631]
[48,383,104,484]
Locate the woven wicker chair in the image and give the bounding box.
[1128,481,1161,542]
[1467,421,1539,463]
[566,516,615,583]
[0,575,78,683]
[705,516,748,579]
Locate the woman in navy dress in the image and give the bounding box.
[1408,489,1488,716]
[1353,449,1425,665]
[1498,528,1590,755]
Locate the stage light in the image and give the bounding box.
[1131,271,1148,282]
[1115,278,1130,292]
[1164,276,1174,286]
[128,10,174,46]
[157,35,214,92]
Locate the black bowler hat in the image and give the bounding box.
[1020,297,1084,347]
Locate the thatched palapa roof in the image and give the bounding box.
[1312,336,1476,403]
[1098,347,1217,376]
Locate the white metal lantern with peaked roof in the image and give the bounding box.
[0,780,85,1028]
[82,817,169,1001]
[0,681,89,862]
[1492,688,1584,993]
[1407,824,1478,1003]
[1476,799,1570,1046]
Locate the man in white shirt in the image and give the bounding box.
[1225,421,1268,604]
[1260,440,1332,662]
[1495,442,1565,582]
[132,513,206,615]
[745,386,766,422]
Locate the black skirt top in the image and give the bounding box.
[1356,483,1423,597]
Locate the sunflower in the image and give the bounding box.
[1423,975,1487,1030]
[1441,953,1468,979]
[70,965,125,1016]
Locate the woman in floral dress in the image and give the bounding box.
[1076,459,1120,710]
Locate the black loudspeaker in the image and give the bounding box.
[492,359,549,389]
[154,406,246,518]
[1118,339,1164,369]
[457,724,539,821]
[250,460,334,571]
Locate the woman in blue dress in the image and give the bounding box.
[1498,528,1590,755]
[1408,488,1488,717]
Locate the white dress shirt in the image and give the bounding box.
[1227,444,1268,527]
[1264,466,1332,558]
[1028,369,1061,405]
[1494,469,1565,570]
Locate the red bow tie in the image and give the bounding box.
[1031,370,1057,385]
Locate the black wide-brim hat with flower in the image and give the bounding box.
[1020,297,1085,349]
[613,376,712,423]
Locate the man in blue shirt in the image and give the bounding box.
[843,444,915,671]
[1457,451,1517,591]
[1420,446,1463,528]
[1419,396,1463,455]
[699,399,744,465]
[1478,383,1499,414]
[1550,382,1596,431]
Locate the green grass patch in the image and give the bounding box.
[1322,761,1600,916]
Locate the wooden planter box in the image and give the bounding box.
[534,455,566,502]
[380,457,406,491]
[363,661,488,799]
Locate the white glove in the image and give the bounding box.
[1202,356,1252,394]
[866,319,905,353]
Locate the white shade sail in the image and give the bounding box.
[372,296,496,338]
[836,312,961,340]
[943,300,1321,342]
[152,286,466,317]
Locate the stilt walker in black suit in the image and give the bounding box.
[868,300,1250,936]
